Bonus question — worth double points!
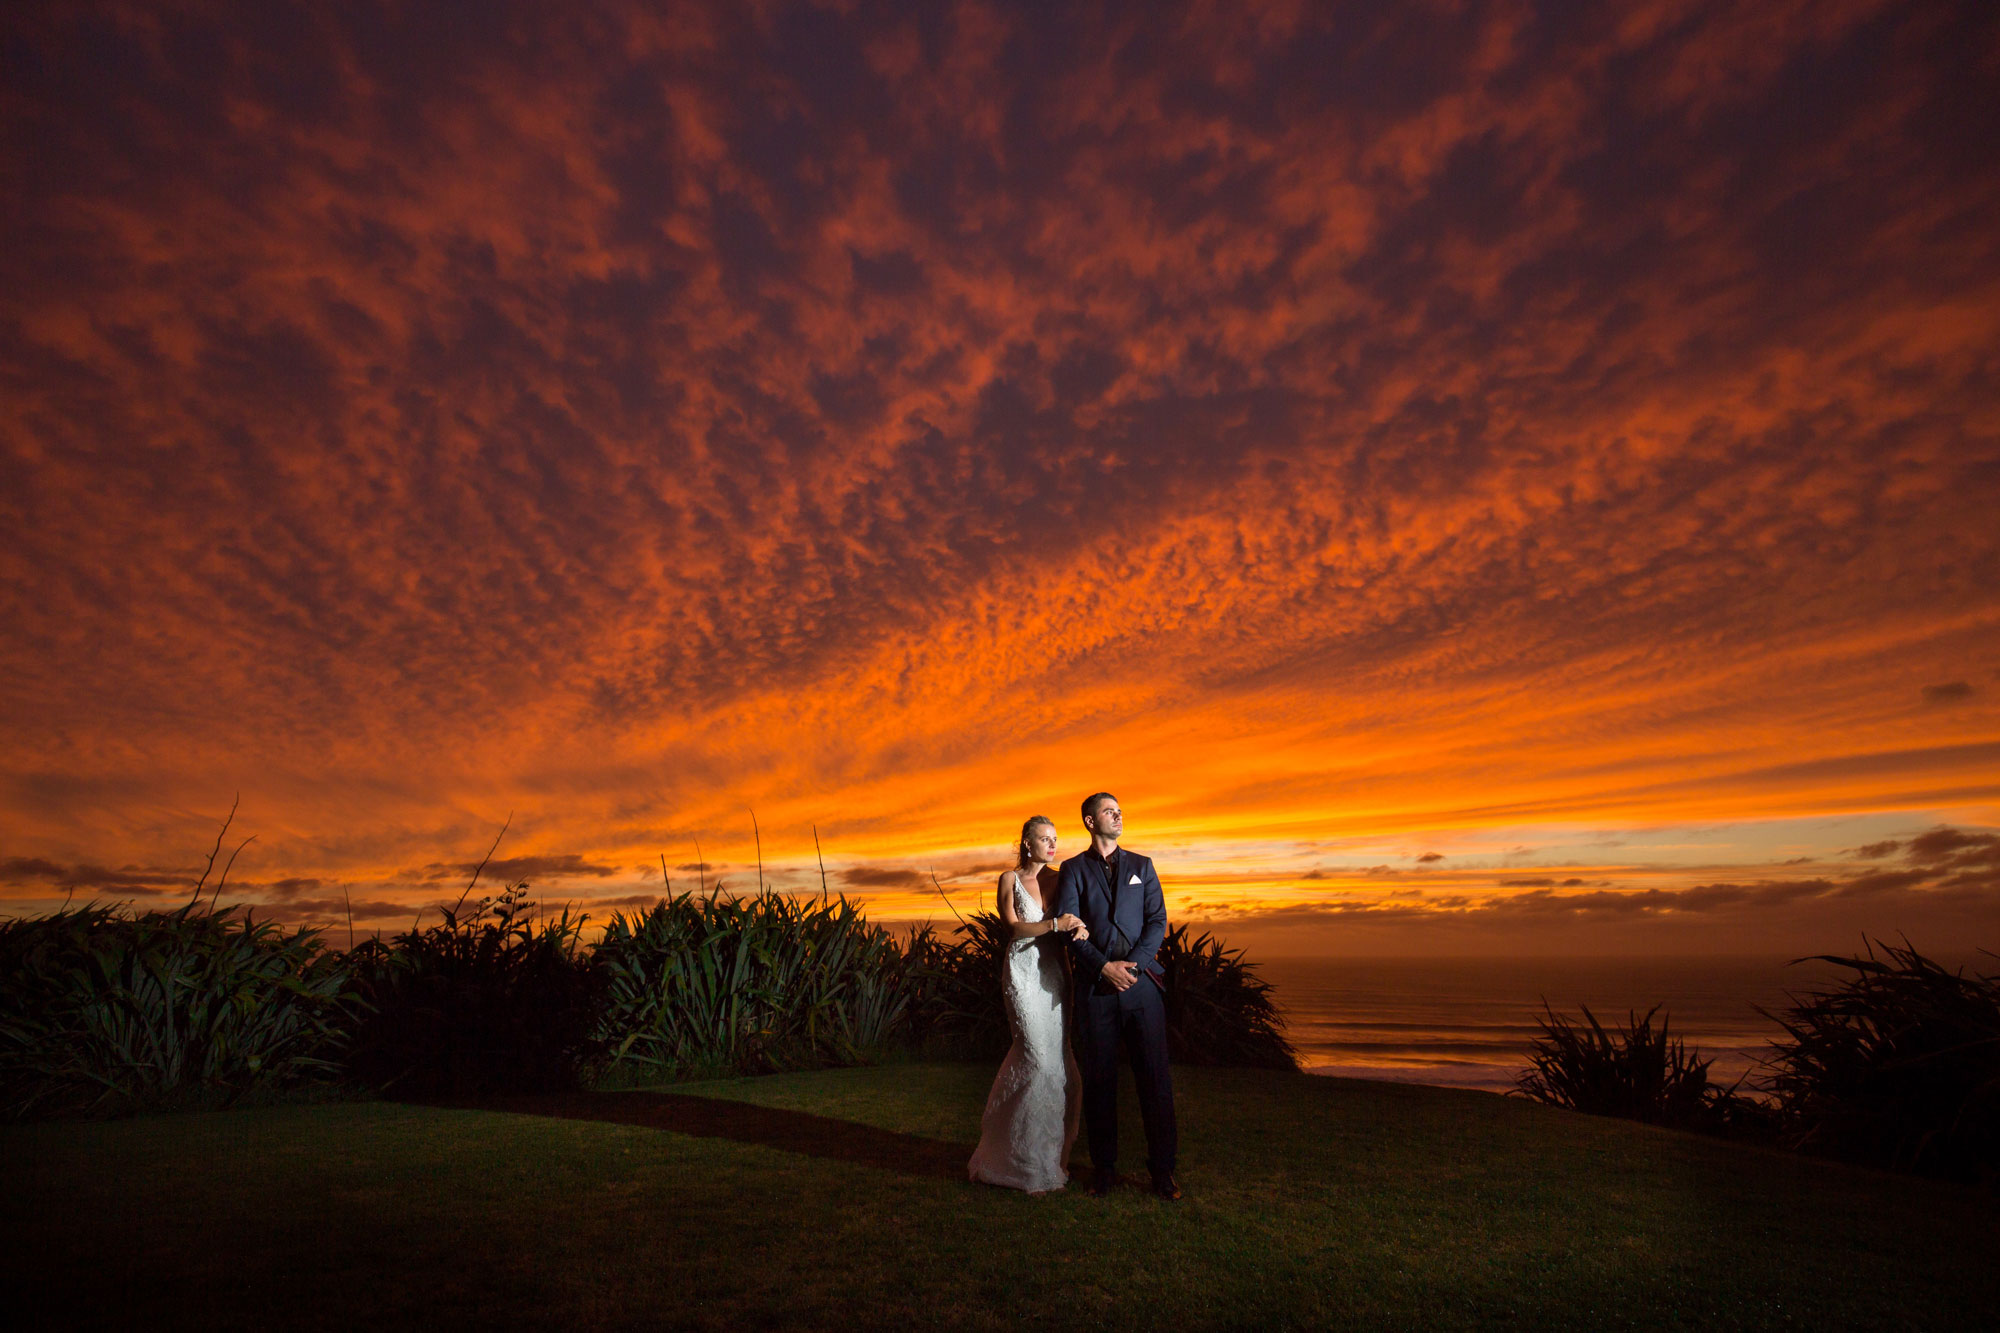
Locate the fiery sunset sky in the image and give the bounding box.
[4,0,1998,954]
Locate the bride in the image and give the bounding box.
[967,815,1086,1193]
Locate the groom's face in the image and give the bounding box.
[1085,798,1123,840]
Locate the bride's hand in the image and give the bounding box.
[1053,913,1082,934]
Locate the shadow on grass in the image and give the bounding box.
[449,1090,969,1180]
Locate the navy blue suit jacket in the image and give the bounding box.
[1056,847,1166,992]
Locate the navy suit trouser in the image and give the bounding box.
[1072,976,1177,1177]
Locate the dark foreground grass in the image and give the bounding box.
[4,1065,1995,1331]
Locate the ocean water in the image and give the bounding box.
[1254,954,1862,1093]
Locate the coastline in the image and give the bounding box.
[1255,952,1875,1093]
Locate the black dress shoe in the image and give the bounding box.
[1088,1168,1117,1197]
[1151,1173,1183,1201]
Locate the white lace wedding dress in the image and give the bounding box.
[967,871,1082,1193]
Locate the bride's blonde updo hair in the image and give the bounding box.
[1016,815,1057,868]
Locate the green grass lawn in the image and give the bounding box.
[4,1063,1994,1330]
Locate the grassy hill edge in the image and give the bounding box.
[4,1063,1994,1331]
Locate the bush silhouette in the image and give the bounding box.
[1762,940,1999,1183]
[1157,924,1296,1069]
[345,882,601,1098]
[903,912,1026,1060]
[1515,1002,1760,1133]
[906,912,1296,1069]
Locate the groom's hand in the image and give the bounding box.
[1101,960,1138,992]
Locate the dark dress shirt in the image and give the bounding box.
[1088,846,1135,960]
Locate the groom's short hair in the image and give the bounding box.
[1081,791,1116,822]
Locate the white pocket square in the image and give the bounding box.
[1128,873,1142,884]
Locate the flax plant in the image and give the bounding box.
[1761,940,2000,1182]
[902,915,1298,1067]
[594,887,912,1078]
[1515,1002,1719,1128]
[901,913,1015,1059]
[0,903,352,1120]
[345,881,600,1098]
[1157,924,1297,1069]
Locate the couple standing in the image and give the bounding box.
[966,792,1181,1200]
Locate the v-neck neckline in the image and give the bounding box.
[1017,868,1051,920]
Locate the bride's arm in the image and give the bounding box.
[1042,865,1085,941]
[998,873,1041,937]
[997,872,1074,938]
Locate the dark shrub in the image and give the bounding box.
[0,903,352,1119]
[594,887,911,1079]
[1515,1002,1756,1131]
[1157,924,1296,1069]
[345,882,600,1098]
[1762,940,1999,1183]
[903,913,1014,1060]
[908,915,1297,1069]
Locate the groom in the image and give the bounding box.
[1056,792,1180,1200]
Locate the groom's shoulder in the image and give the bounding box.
[1123,848,1156,871]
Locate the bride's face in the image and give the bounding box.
[1029,825,1059,865]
